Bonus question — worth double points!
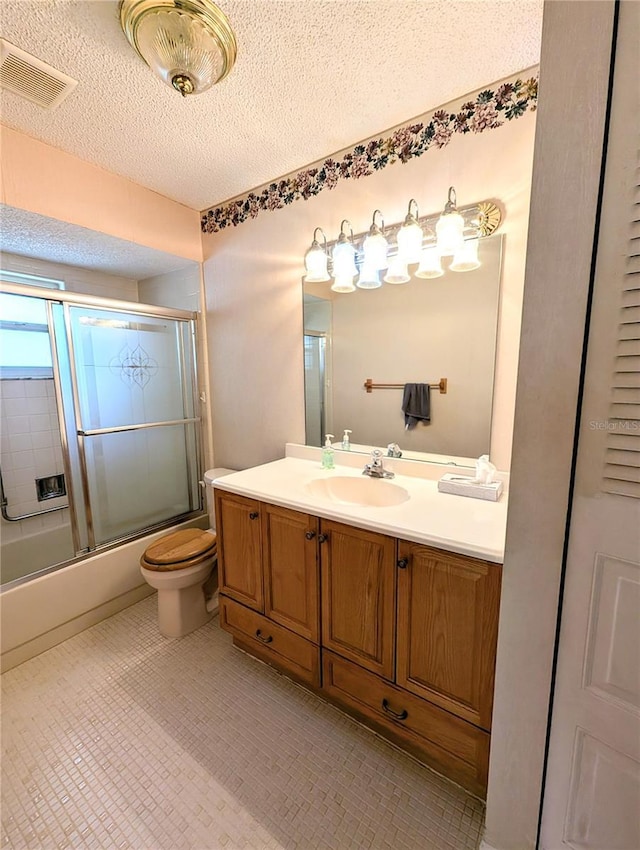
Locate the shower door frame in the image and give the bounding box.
[1,282,207,583]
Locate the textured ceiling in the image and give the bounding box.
[0,206,196,278]
[0,0,543,212]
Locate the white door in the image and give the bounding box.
[540,3,640,848]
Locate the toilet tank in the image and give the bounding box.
[203,468,236,530]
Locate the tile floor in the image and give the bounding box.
[1,596,484,850]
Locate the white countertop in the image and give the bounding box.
[213,456,507,563]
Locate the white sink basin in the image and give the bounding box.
[306,475,410,508]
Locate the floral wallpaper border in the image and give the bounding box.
[201,75,538,234]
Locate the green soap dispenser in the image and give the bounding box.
[341,429,352,450]
[322,434,335,469]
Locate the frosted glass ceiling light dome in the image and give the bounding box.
[120,0,237,97]
[415,245,444,279]
[332,220,358,278]
[450,237,481,272]
[304,228,330,282]
[397,199,423,264]
[436,186,465,256]
[362,210,389,271]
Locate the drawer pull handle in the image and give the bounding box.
[318,533,329,544]
[305,530,316,540]
[249,511,259,520]
[382,699,408,721]
[397,558,408,569]
[255,629,273,644]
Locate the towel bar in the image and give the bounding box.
[363,378,447,394]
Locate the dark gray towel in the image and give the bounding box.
[402,383,431,429]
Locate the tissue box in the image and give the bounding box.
[437,474,503,502]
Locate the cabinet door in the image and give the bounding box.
[215,490,264,612]
[321,519,396,680]
[396,542,501,730]
[262,503,320,642]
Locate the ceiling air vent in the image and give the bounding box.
[0,39,78,109]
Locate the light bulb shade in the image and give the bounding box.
[436,210,465,256]
[450,238,481,272]
[356,265,382,289]
[120,0,237,96]
[332,239,358,278]
[415,246,444,279]
[397,220,423,264]
[331,275,356,293]
[304,243,329,282]
[362,231,389,271]
[383,257,410,285]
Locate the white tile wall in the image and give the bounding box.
[0,379,69,544]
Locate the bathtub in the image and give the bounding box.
[0,515,208,672]
[1,524,75,586]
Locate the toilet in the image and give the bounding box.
[140,467,235,638]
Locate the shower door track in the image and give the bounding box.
[77,418,199,436]
[0,282,197,320]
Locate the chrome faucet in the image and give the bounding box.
[363,449,395,479]
[387,443,402,458]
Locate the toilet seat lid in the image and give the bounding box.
[143,529,217,566]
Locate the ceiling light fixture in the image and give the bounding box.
[120,0,237,97]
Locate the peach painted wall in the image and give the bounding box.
[0,125,202,263]
[202,86,537,472]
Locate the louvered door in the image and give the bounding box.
[604,251,640,496]
[540,3,640,847]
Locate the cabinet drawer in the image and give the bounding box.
[220,596,320,688]
[322,651,489,797]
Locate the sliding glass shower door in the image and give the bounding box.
[1,283,203,586]
[66,305,200,547]
[0,291,76,582]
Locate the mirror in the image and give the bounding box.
[303,234,503,465]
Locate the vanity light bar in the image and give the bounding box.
[324,201,501,258]
[304,193,501,282]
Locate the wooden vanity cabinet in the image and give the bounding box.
[262,502,320,642]
[396,542,502,731]
[215,491,263,611]
[320,519,396,680]
[215,490,502,797]
[320,534,501,796]
[322,650,490,797]
[215,490,321,688]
